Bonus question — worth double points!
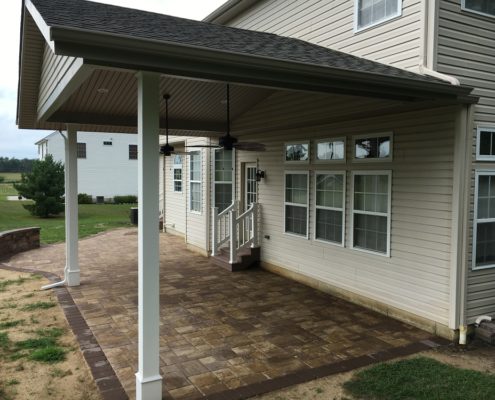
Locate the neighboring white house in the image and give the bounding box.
[36,131,138,201]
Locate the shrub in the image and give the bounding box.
[29,346,66,363]
[14,155,64,218]
[0,176,4,183]
[113,195,137,204]
[78,193,93,204]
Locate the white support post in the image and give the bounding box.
[229,209,237,264]
[135,71,162,400]
[65,125,80,286]
[252,203,259,248]
[211,207,219,256]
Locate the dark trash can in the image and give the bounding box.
[130,207,138,225]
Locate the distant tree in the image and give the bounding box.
[14,155,65,218]
[0,157,36,173]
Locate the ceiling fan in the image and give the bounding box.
[186,84,266,152]
[159,94,191,157]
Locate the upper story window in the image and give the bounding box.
[462,0,495,17]
[77,143,86,159]
[477,127,495,161]
[285,142,309,163]
[129,144,138,160]
[355,0,402,31]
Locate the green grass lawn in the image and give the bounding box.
[344,357,495,400]
[0,172,22,182]
[0,182,135,243]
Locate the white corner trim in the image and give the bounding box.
[25,0,55,52]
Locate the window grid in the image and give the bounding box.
[473,171,495,270]
[173,155,182,193]
[315,172,345,245]
[189,151,201,213]
[214,149,233,212]
[315,138,346,162]
[351,171,391,256]
[77,143,86,159]
[284,172,309,238]
[462,0,495,17]
[355,0,402,31]
[476,127,495,161]
[353,133,393,161]
[246,166,257,208]
[128,144,137,160]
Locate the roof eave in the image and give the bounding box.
[203,0,261,24]
[49,26,475,104]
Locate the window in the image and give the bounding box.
[214,149,233,212]
[462,0,495,17]
[103,141,112,146]
[476,127,495,161]
[473,171,495,270]
[355,0,402,31]
[129,144,138,160]
[77,143,86,159]
[354,133,392,161]
[315,138,346,162]
[315,172,345,245]
[173,155,182,193]
[189,151,201,213]
[351,171,391,255]
[285,142,309,163]
[284,172,309,237]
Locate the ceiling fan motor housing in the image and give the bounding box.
[219,134,238,150]
[160,142,175,156]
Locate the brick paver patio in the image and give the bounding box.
[5,228,437,400]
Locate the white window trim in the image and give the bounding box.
[472,170,495,270]
[284,141,310,164]
[476,126,495,161]
[189,151,202,214]
[314,171,346,247]
[173,156,183,194]
[461,0,495,19]
[350,170,392,257]
[354,0,403,33]
[314,137,346,164]
[352,132,393,163]
[213,149,234,211]
[283,170,310,239]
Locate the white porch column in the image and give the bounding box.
[65,125,80,286]
[135,71,162,400]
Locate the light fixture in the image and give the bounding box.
[256,170,265,182]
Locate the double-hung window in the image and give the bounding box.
[173,155,182,193]
[476,127,495,161]
[315,172,345,245]
[462,0,495,17]
[284,172,309,237]
[214,149,233,212]
[189,151,201,213]
[352,171,391,255]
[355,0,402,31]
[473,171,495,270]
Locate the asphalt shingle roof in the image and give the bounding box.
[31,0,447,85]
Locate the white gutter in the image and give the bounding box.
[418,0,460,86]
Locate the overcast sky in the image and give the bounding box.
[0,0,225,159]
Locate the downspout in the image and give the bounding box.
[418,0,460,86]
[42,130,69,290]
[205,139,211,254]
[162,154,166,233]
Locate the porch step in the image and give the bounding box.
[212,247,260,272]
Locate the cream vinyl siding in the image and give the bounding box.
[437,0,495,321]
[226,0,423,70]
[162,152,186,235]
[38,43,79,115]
[233,92,457,326]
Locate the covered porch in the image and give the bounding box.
[5,228,439,400]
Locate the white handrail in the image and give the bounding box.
[211,200,237,256]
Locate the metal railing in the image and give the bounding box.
[211,201,260,264]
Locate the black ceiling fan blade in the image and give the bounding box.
[233,142,266,151]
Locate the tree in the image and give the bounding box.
[14,155,65,218]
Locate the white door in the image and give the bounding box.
[244,163,257,210]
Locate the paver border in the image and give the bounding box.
[0,263,128,400]
[1,263,450,400]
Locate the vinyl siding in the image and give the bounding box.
[225,0,423,71]
[38,43,80,116]
[437,0,495,321]
[162,145,187,235]
[232,92,457,326]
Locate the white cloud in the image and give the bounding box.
[0,0,225,159]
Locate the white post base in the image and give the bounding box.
[135,373,162,400]
[67,269,80,286]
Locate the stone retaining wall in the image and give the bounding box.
[0,227,40,260]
